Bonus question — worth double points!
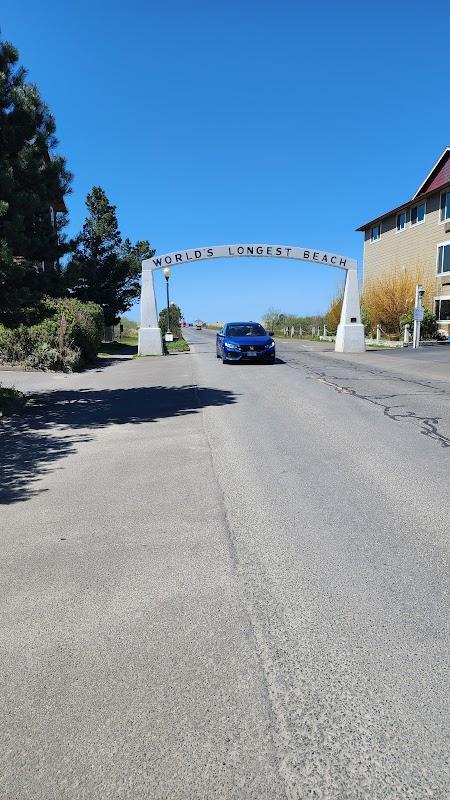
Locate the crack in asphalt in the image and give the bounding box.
[283,352,450,393]
[197,383,290,800]
[281,354,450,449]
[189,335,450,449]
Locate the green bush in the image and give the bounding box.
[42,298,104,362]
[0,322,76,370]
[0,384,25,416]
[400,308,442,340]
[0,298,104,371]
[159,304,182,338]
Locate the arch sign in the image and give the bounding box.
[139,243,365,355]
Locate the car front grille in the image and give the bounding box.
[239,344,265,352]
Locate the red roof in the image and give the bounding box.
[414,148,450,197]
[356,147,450,231]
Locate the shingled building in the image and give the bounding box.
[357,147,450,335]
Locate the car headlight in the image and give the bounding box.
[224,341,240,350]
[265,340,275,348]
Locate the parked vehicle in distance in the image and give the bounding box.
[216,322,276,364]
[194,320,202,330]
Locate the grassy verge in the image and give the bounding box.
[165,337,190,353]
[98,335,190,357]
[97,337,138,357]
[117,336,138,346]
[366,343,403,350]
[0,385,26,417]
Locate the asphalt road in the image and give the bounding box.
[1,334,449,799]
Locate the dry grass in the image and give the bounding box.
[325,290,344,333]
[362,265,433,335]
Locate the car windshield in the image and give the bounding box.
[226,324,266,337]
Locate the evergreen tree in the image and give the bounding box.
[66,186,154,326]
[159,303,183,337]
[0,41,72,325]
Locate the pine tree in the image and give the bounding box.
[66,186,154,326]
[0,41,72,325]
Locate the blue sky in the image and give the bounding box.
[3,1,450,322]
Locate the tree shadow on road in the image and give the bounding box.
[0,385,237,505]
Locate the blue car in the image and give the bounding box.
[216,322,276,364]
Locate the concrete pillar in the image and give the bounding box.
[138,264,163,355]
[335,268,365,353]
[376,324,382,344]
[403,323,410,347]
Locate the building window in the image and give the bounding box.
[440,191,450,222]
[437,242,450,274]
[411,202,426,225]
[371,224,380,241]
[396,211,407,231]
[435,297,450,321]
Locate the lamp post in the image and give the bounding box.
[163,267,172,338]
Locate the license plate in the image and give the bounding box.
[247,351,258,357]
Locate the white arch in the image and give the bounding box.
[139,243,365,354]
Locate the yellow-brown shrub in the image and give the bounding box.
[362,266,433,335]
[325,290,344,333]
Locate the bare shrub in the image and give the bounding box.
[362,265,433,335]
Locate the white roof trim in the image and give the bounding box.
[413,147,450,199]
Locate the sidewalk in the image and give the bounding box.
[0,352,280,799]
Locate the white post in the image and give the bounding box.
[412,284,423,349]
[299,326,303,337]
[138,264,163,355]
[335,268,365,353]
[323,324,327,337]
[290,325,294,338]
[413,285,419,349]
[403,323,410,347]
[376,324,382,344]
